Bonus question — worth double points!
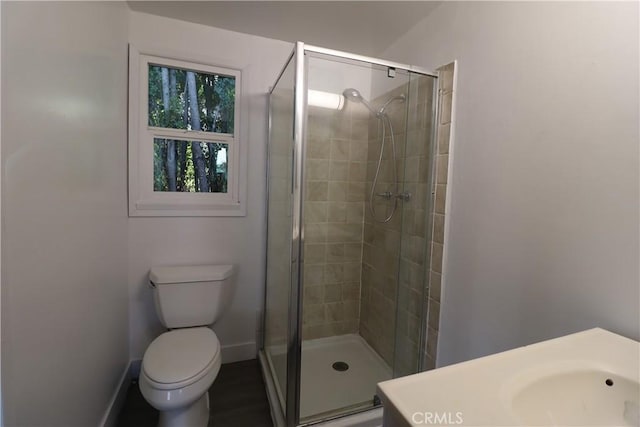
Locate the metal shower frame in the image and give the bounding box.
[262,41,439,427]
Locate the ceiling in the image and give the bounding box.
[127,1,441,57]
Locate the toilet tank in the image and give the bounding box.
[149,264,235,329]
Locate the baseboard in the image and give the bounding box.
[129,359,142,379]
[221,341,256,363]
[99,362,131,427]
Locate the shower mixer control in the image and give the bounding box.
[396,192,412,202]
[376,192,394,200]
[376,192,412,202]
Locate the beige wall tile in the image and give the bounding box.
[327,202,347,222]
[436,155,449,184]
[434,214,445,244]
[440,91,452,125]
[349,141,368,161]
[329,160,349,181]
[325,302,345,322]
[346,202,364,224]
[351,117,369,140]
[325,264,344,283]
[419,156,431,183]
[307,139,331,159]
[330,139,350,160]
[305,243,326,264]
[304,264,324,285]
[349,161,367,182]
[428,299,440,330]
[306,181,329,201]
[435,184,446,214]
[437,123,450,154]
[324,283,342,303]
[347,182,366,201]
[439,65,454,91]
[426,327,438,358]
[344,243,361,261]
[430,271,441,302]
[304,285,324,305]
[305,223,327,243]
[342,282,360,301]
[344,263,360,281]
[307,159,330,180]
[304,304,325,325]
[343,300,360,319]
[432,242,443,274]
[328,181,347,201]
[326,243,345,262]
[306,201,328,223]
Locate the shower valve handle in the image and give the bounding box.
[376,192,394,200]
[376,192,411,202]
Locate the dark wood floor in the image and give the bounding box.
[117,359,274,427]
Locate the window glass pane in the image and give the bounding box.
[153,138,228,193]
[148,65,235,134]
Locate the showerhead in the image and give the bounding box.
[342,88,406,117]
[342,88,364,103]
[342,88,377,115]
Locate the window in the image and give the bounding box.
[128,46,245,216]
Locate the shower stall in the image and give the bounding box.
[261,42,439,426]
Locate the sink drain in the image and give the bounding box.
[332,361,349,372]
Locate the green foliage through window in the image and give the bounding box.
[148,65,235,133]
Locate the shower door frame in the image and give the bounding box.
[263,41,438,427]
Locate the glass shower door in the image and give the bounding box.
[264,54,296,416]
[393,72,438,377]
[299,51,416,423]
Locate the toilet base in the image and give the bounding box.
[158,392,209,427]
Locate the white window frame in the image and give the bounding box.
[128,44,247,216]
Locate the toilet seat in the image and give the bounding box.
[142,327,220,390]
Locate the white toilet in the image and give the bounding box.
[139,264,235,427]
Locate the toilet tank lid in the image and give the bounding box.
[150,264,235,284]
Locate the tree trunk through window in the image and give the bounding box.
[186,71,209,192]
[162,67,177,191]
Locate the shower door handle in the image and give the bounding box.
[396,192,412,202]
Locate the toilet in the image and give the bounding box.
[139,264,235,427]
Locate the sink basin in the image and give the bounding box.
[510,368,639,426]
[377,328,640,426]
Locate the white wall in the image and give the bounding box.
[127,11,292,361]
[1,2,129,425]
[381,2,640,366]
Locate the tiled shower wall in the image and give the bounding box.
[395,75,436,375]
[360,76,435,369]
[302,104,370,340]
[424,62,455,370]
[299,64,453,373]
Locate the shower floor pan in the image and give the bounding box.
[265,334,392,424]
[300,334,391,421]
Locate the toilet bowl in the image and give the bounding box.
[140,328,221,426]
[139,264,235,427]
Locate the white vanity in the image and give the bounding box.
[377,328,640,426]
